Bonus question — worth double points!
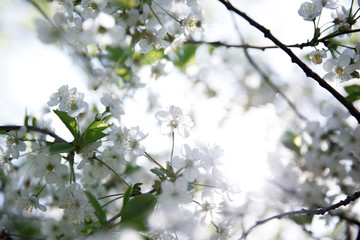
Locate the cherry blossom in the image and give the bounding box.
[155,105,194,138]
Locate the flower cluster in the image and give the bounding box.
[32,0,201,92]
[298,0,360,83]
[48,85,88,117]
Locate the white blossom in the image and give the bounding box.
[48,85,88,117]
[17,190,47,213]
[82,12,125,46]
[323,51,355,82]
[158,177,193,210]
[33,153,68,185]
[138,27,169,54]
[155,105,194,138]
[309,50,327,64]
[210,221,232,240]
[298,0,323,21]
[321,0,339,9]
[100,93,125,120]
[5,126,26,159]
[173,144,202,182]
[57,183,91,223]
[123,126,148,161]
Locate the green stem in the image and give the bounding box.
[320,24,336,35]
[173,167,184,179]
[67,153,76,184]
[148,4,164,27]
[102,196,123,208]
[144,152,166,171]
[170,131,175,163]
[349,0,355,17]
[98,193,124,200]
[34,184,47,198]
[192,183,216,188]
[28,0,56,29]
[152,0,181,23]
[92,157,130,187]
[8,233,45,240]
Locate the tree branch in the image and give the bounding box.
[0,125,67,143]
[218,0,360,124]
[240,191,360,239]
[185,40,313,50]
[187,28,360,51]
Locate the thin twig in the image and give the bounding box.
[240,191,360,239]
[227,9,309,123]
[218,0,360,124]
[185,40,312,50]
[243,49,309,122]
[0,125,67,143]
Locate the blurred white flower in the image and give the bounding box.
[298,0,323,21]
[158,177,193,209]
[100,93,125,120]
[309,50,327,64]
[210,221,232,240]
[5,126,26,159]
[321,0,339,9]
[173,144,202,182]
[138,27,169,54]
[33,153,68,185]
[58,183,90,223]
[17,190,47,213]
[123,126,148,162]
[155,105,194,138]
[82,12,125,46]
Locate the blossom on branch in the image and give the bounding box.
[5,126,27,159]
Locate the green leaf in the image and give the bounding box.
[49,143,76,154]
[123,185,132,207]
[289,214,313,225]
[53,110,79,138]
[24,110,30,126]
[120,193,157,223]
[0,168,6,191]
[282,131,301,156]
[85,190,107,224]
[83,129,108,144]
[173,44,198,71]
[32,117,37,127]
[345,84,360,102]
[150,168,166,181]
[81,221,101,234]
[82,115,111,144]
[0,131,8,135]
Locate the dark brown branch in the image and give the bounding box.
[187,29,360,51]
[240,191,360,239]
[0,125,67,143]
[218,0,360,124]
[186,40,312,50]
[318,28,360,42]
